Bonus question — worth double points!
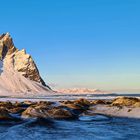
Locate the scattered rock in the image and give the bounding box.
[0,97,138,122]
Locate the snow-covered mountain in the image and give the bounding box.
[0,33,52,96]
[57,88,105,94]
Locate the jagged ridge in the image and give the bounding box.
[0,33,51,94]
[0,33,49,87]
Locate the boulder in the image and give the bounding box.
[73,98,91,107]
[22,105,74,119]
[22,106,48,118]
[9,107,25,114]
[91,100,106,105]
[0,102,13,109]
[14,101,36,108]
[61,99,91,110]
[133,102,140,107]
[111,97,140,107]
[47,107,74,119]
[0,107,12,120]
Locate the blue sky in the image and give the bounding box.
[0,0,140,92]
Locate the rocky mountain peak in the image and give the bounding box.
[0,33,17,59]
[0,33,50,89]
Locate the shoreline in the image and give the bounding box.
[0,93,139,105]
[0,96,139,120]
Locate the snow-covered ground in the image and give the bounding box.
[0,55,52,96]
[91,104,140,119]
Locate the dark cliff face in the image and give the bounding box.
[0,33,51,89]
